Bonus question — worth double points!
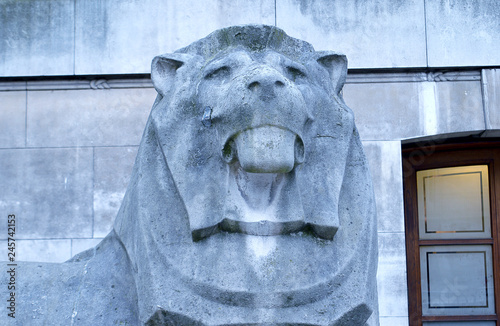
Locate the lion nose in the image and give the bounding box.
[247,70,286,101]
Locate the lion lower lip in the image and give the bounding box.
[221,219,305,236]
[224,125,304,173]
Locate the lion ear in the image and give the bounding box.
[316,52,347,96]
[151,54,189,97]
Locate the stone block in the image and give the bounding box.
[0,91,26,148]
[380,317,409,326]
[0,239,72,263]
[27,88,155,147]
[344,82,422,140]
[94,146,138,237]
[483,69,500,131]
[16,239,72,263]
[74,0,275,74]
[363,141,404,233]
[0,0,74,76]
[435,81,484,134]
[426,0,500,67]
[377,232,408,318]
[0,148,93,239]
[345,80,485,140]
[71,238,104,257]
[276,0,426,68]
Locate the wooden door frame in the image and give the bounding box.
[403,140,500,326]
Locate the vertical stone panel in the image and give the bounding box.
[0,0,75,76]
[276,0,426,68]
[75,0,275,74]
[363,141,405,233]
[0,91,26,148]
[377,233,409,319]
[426,0,500,67]
[483,69,500,132]
[379,317,409,326]
[27,88,155,147]
[0,148,93,239]
[94,146,138,237]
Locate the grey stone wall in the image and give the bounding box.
[1,1,500,325]
[1,0,500,76]
[0,83,155,262]
[2,70,499,325]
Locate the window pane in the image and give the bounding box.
[417,165,491,239]
[423,322,496,326]
[420,245,495,316]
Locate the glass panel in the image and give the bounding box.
[420,245,495,316]
[417,165,491,239]
[423,322,496,326]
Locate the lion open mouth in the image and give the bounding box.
[183,124,308,240]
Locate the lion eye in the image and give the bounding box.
[286,66,307,81]
[204,66,231,80]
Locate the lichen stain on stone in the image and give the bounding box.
[290,0,409,33]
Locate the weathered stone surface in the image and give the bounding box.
[344,82,422,140]
[0,91,26,148]
[2,25,378,325]
[363,141,404,233]
[16,239,72,263]
[344,80,485,140]
[2,0,499,77]
[74,0,275,74]
[94,146,138,237]
[435,81,484,134]
[0,0,74,76]
[2,234,139,325]
[362,141,408,321]
[0,148,93,239]
[483,69,500,131]
[426,0,500,67]
[377,233,408,319]
[380,317,409,326]
[27,88,154,147]
[71,238,104,258]
[276,0,426,68]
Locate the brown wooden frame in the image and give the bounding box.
[403,140,500,326]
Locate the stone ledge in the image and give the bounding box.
[26,78,154,91]
[0,70,482,91]
[347,70,480,84]
[0,81,27,91]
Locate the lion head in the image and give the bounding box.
[113,25,378,326]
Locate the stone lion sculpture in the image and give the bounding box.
[3,25,378,325]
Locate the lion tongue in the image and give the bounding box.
[234,126,296,173]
